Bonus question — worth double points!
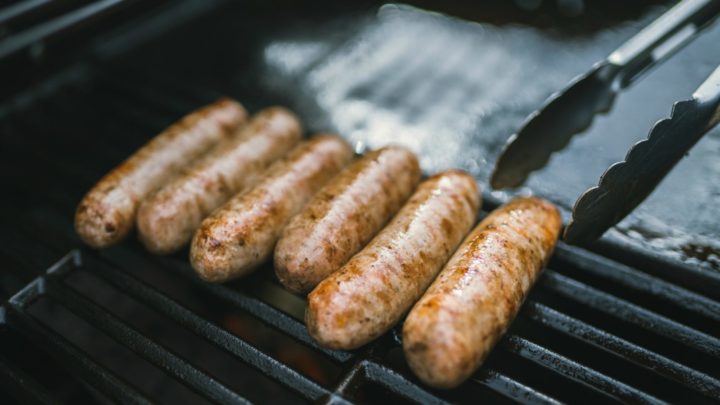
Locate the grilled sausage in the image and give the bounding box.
[306,170,480,350]
[137,107,301,254]
[190,135,353,282]
[75,98,247,248]
[275,146,421,293]
[403,197,561,389]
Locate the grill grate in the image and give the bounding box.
[0,247,580,404]
[3,212,720,403]
[2,37,720,405]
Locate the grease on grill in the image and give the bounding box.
[261,4,720,272]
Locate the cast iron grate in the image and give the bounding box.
[2,223,720,404]
[0,70,719,403]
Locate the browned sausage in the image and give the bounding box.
[274,146,421,293]
[402,196,561,389]
[305,170,480,350]
[137,107,301,254]
[75,98,247,248]
[190,135,353,282]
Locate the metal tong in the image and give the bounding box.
[490,0,720,243]
[565,65,720,244]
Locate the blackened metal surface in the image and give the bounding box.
[251,4,720,272]
[6,1,719,273]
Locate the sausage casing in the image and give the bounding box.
[306,170,480,350]
[75,98,247,248]
[402,196,561,389]
[137,107,301,254]
[274,146,421,293]
[190,135,353,282]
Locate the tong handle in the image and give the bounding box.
[608,0,720,89]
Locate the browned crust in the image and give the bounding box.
[402,196,561,388]
[136,106,301,254]
[189,134,353,282]
[274,145,421,293]
[75,98,247,248]
[305,170,481,350]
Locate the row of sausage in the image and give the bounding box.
[74,98,561,388]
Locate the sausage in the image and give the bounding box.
[274,146,421,293]
[137,107,301,254]
[306,170,480,350]
[190,135,353,282]
[75,98,247,248]
[402,197,561,389]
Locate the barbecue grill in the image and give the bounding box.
[2,1,720,403]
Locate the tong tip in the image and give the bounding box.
[490,63,619,190]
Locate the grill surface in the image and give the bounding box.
[2,1,720,404]
[1,69,719,402]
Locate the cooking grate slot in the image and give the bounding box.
[551,246,720,329]
[524,302,720,398]
[534,275,720,379]
[541,271,720,360]
[80,253,336,399]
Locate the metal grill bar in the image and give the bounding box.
[142,252,353,362]
[591,239,720,297]
[0,0,50,25]
[542,270,720,358]
[471,370,561,405]
[553,244,720,322]
[524,301,720,397]
[325,360,365,404]
[6,309,152,405]
[362,361,447,404]
[84,250,331,401]
[0,0,140,59]
[6,275,152,404]
[502,335,663,404]
[387,328,563,402]
[42,273,249,404]
[323,359,447,405]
